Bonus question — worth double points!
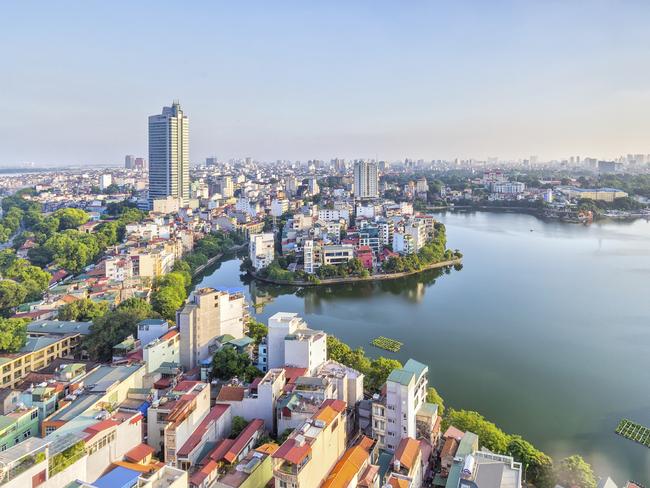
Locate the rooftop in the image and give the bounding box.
[27,319,93,336]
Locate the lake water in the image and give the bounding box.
[196,211,650,484]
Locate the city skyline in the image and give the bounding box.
[3,1,650,165]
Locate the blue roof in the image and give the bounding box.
[214,286,244,294]
[93,466,140,488]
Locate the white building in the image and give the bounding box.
[372,359,428,452]
[267,313,326,373]
[177,288,246,370]
[354,160,379,199]
[249,233,275,271]
[148,101,190,208]
[143,329,180,374]
[303,240,319,275]
[99,174,112,191]
[271,198,290,217]
[137,319,171,346]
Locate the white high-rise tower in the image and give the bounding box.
[353,160,378,199]
[148,101,190,208]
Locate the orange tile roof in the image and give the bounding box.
[393,437,420,471]
[313,405,338,426]
[322,437,373,488]
[124,443,155,463]
[387,476,410,488]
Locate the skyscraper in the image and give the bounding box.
[353,160,379,199]
[124,154,135,169]
[148,101,190,208]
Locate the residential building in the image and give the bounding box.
[0,407,39,452]
[146,381,211,465]
[137,465,188,488]
[272,399,348,488]
[321,436,378,488]
[266,313,327,373]
[354,160,379,199]
[456,451,522,488]
[212,444,275,488]
[176,403,232,470]
[385,437,423,488]
[249,233,275,271]
[0,333,84,390]
[125,155,135,169]
[177,288,246,370]
[148,101,190,208]
[321,244,354,267]
[371,359,429,451]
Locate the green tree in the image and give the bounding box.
[445,409,510,454]
[0,280,27,315]
[426,386,445,416]
[507,435,554,488]
[58,298,109,321]
[230,416,249,439]
[555,455,596,488]
[366,357,402,392]
[84,298,157,361]
[246,319,268,345]
[0,317,28,352]
[212,346,262,383]
[52,208,90,230]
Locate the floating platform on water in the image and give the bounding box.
[615,419,650,448]
[371,336,403,352]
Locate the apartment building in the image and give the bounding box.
[176,403,232,470]
[0,333,83,390]
[273,399,348,488]
[147,381,211,465]
[249,233,275,270]
[321,244,355,266]
[177,288,246,370]
[385,437,423,488]
[216,369,286,433]
[371,359,429,451]
[143,329,180,374]
[267,313,327,373]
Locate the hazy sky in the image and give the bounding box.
[2,1,650,165]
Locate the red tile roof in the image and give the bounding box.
[273,438,312,465]
[207,438,235,462]
[189,459,219,487]
[177,404,231,457]
[224,419,264,463]
[217,386,245,402]
[393,437,420,471]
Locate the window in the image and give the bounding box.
[31,411,38,420]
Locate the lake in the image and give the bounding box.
[196,211,650,484]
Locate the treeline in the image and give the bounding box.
[382,223,460,273]
[25,206,146,273]
[442,408,597,488]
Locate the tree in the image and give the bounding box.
[507,435,554,488]
[426,386,445,416]
[3,259,51,301]
[366,357,402,392]
[0,318,28,352]
[230,416,249,439]
[212,346,262,383]
[277,428,293,444]
[246,319,268,345]
[0,280,27,315]
[445,410,510,454]
[555,455,596,488]
[58,298,108,321]
[52,208,89,230]
[151,287,184,321]
[84,298,157,361]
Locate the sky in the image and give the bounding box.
[2,0,650,166]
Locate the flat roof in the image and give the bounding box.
[27,320,93,335]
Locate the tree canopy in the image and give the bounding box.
[0,317,28,352]
[58,298,109,322]
[212,346,262,383]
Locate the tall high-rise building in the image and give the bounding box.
[353,160,379,199]
[205,156,218,166]
[134,157,147,171]
[124,154,135,169]
[148,101,190,208]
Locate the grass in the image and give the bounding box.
[371,336,403,352]
[615,419,650,448]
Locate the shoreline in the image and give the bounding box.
[191,242,248,278]
[421,204,650,222]
[249,257,462,287]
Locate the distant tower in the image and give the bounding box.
[125,154,135,169]
[148,101,190,208]
[353,160,379,199]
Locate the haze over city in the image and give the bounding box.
[3,0,650,166]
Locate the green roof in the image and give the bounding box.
[403,358,428,379]
[228,336,254,348]
[387,368,415,387]
[417,402,438,418]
